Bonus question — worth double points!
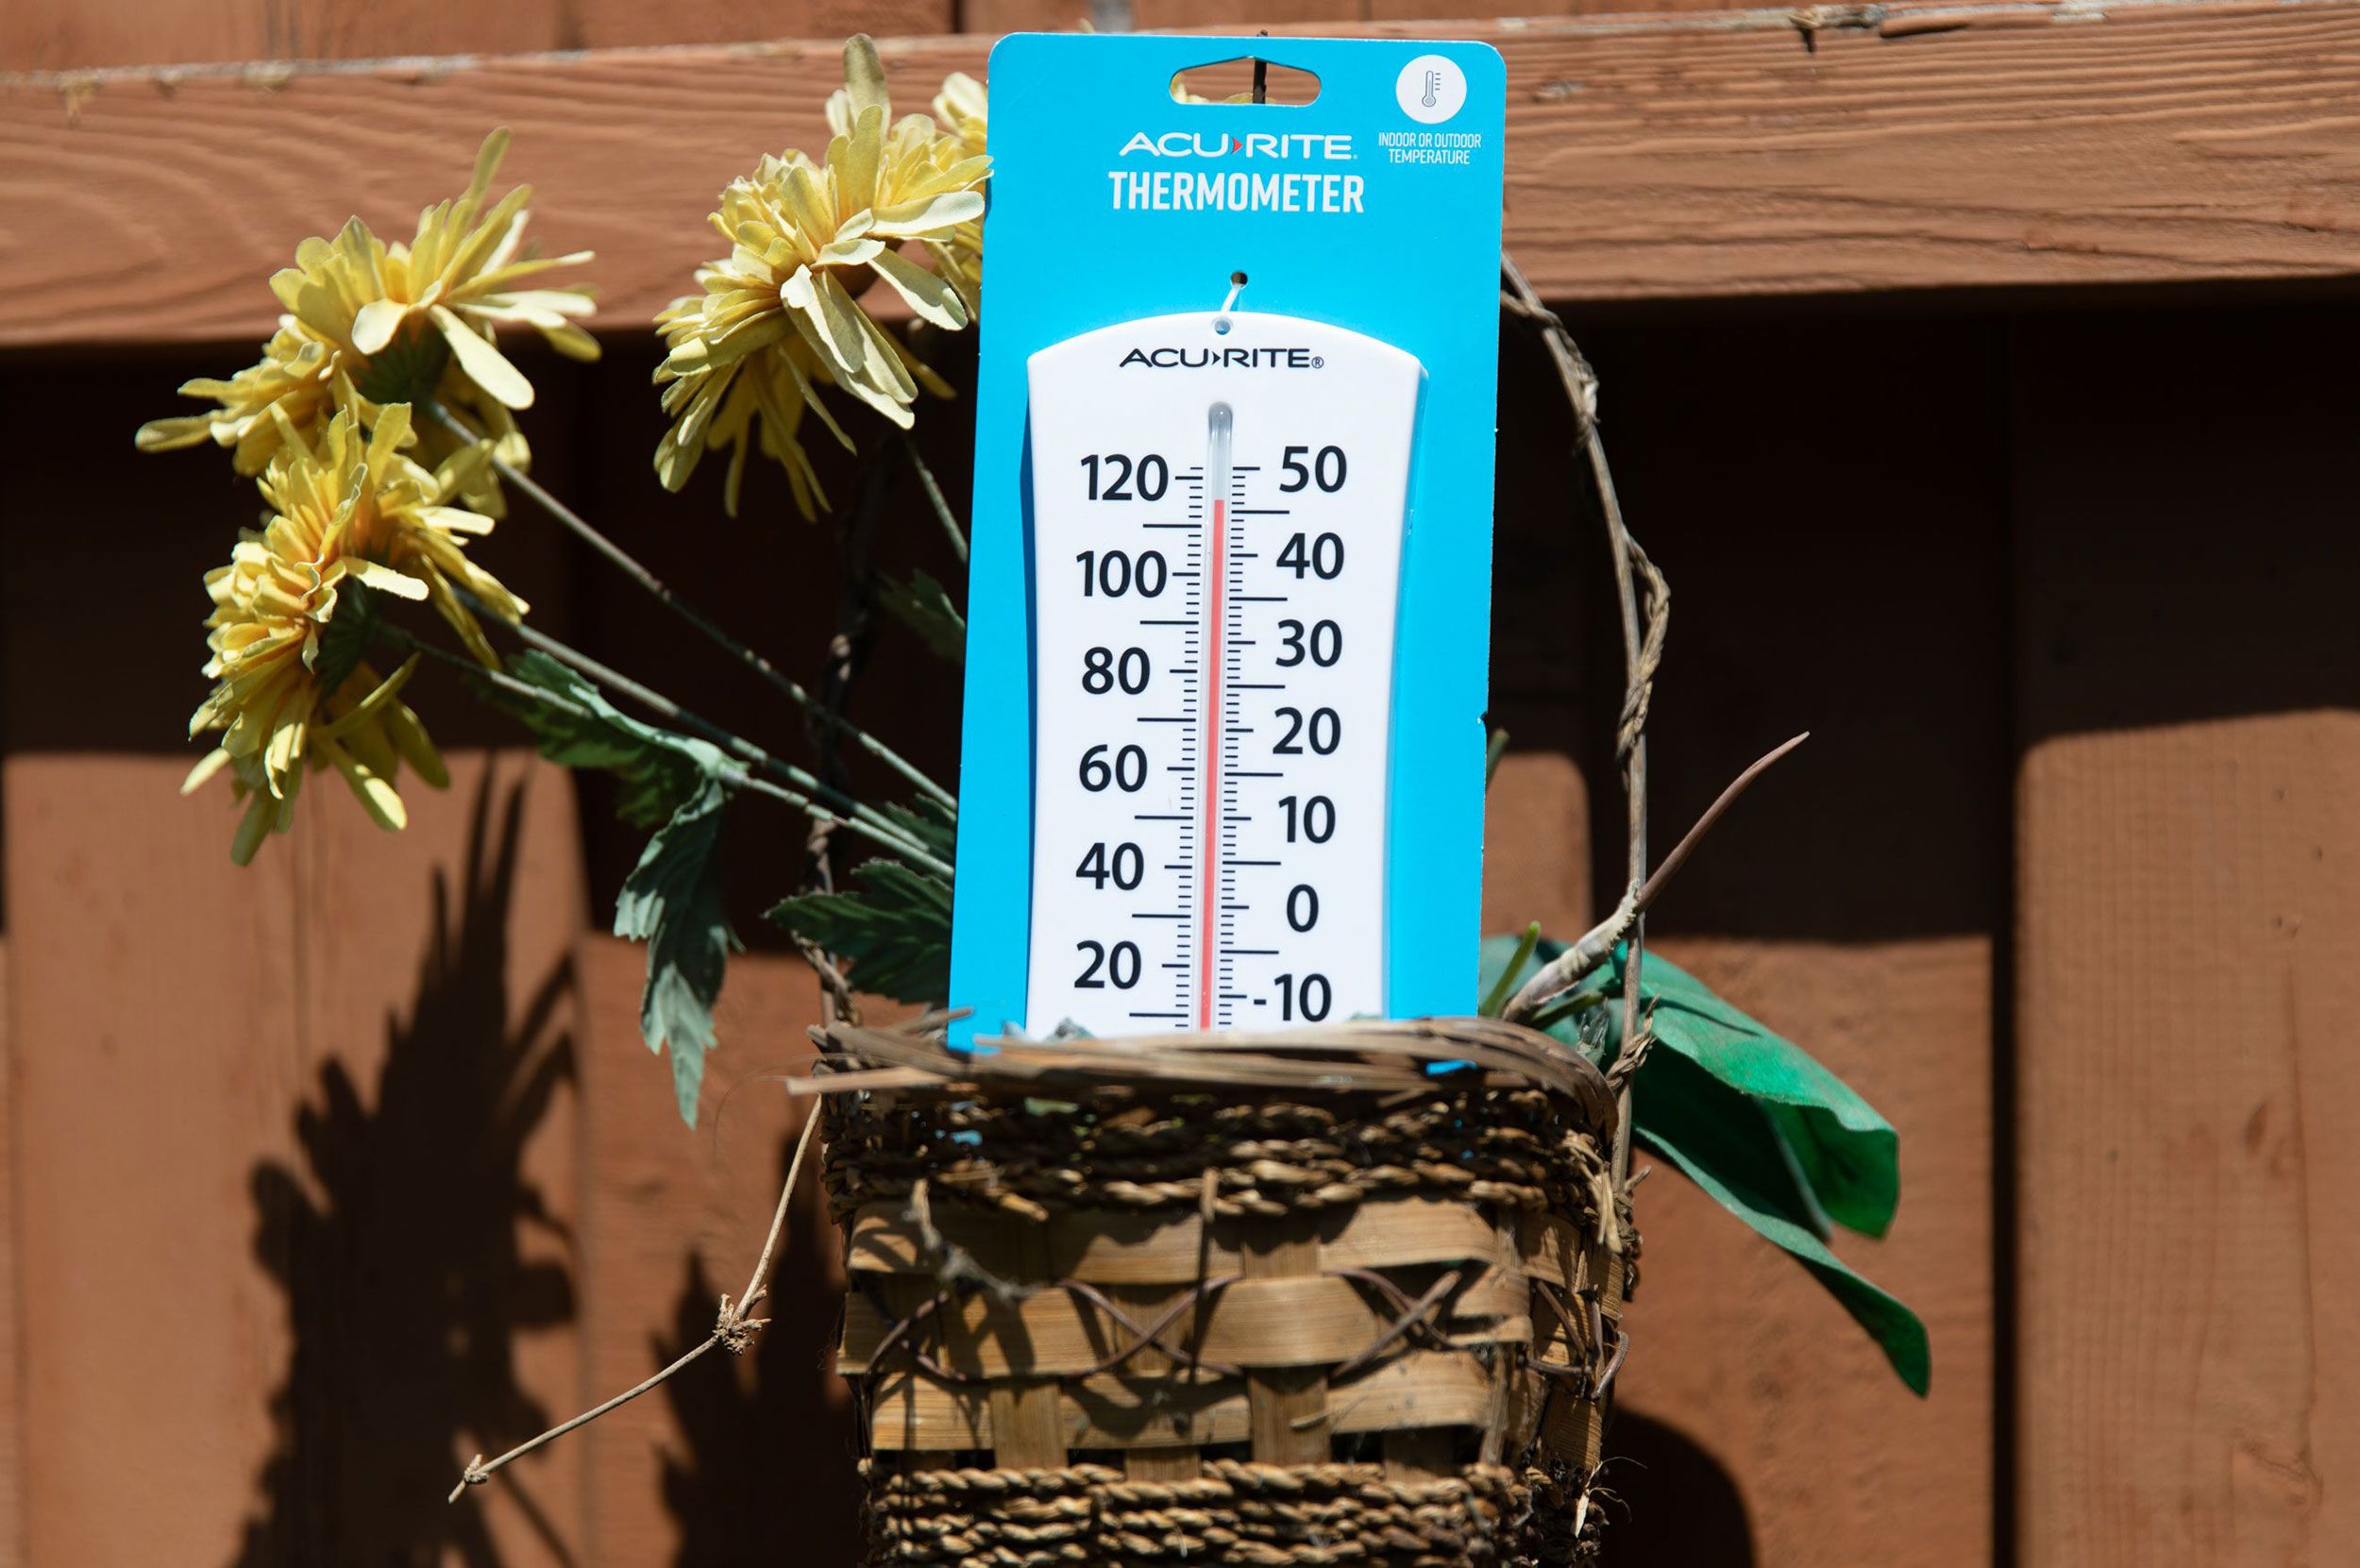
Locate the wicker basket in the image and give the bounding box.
[803,1016,1634,1566]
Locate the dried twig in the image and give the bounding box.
[1500,251,1663,1184]
[1500,732,1808,1024]
[448,1109,821,1504]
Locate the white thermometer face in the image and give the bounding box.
[1022,310,1424,1036]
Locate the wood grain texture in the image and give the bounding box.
[2013,306,2360,1568]
[2017,721,2360,1566]
[1487,307,2010,1567]
[0,940,16,1568]
[574,936,864,1568]
[0,752,588,1568]
[0,0,952,74]
[1483,751,1593,942]
[13,1,2360,349]
[1242,1218,1333,1464]
[1620,937,1997,1565]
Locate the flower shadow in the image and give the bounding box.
[655,1137,861,1567]
[230,778,579,1568]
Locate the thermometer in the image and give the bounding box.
[1022,309,1424,1036]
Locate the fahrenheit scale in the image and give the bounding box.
[1023,309,1424,1036]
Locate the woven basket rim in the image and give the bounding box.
[794,1012,1618,1138]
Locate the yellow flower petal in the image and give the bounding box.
[430,305,534,409]
[350,297,410,355]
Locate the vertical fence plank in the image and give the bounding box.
[0,938,17,1568]
[0,751,591,1567]
[1537,312,2008,1568]
[575,937,864,1568]
[2014,307,2360,1567]
[0,354,592,1568]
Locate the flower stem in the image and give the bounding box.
[900,431,969,565]
[451,591,942,868]
[425,401,954,813]
[379,622,953,878]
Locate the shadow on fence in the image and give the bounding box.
[657,1131,862,1567]
[231,781,580,1567]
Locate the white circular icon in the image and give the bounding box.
[1396,55,1466,124]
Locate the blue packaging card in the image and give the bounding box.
[949,33,1507,1043]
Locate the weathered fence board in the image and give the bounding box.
[2013,308,2360,1567]
[11,2,2360,346]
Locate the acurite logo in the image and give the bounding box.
[1118,131,1355,160]
[1118,346,1328,369]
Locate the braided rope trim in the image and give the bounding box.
[859,1458,1599,1567]
[822,1086,1612,1225]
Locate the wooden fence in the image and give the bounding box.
[4,5,2358,1564]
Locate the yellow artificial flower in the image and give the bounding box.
[929,72,988,313]
[135,323,348,476]
[656,296,837,519]
[268,401,527,666]
[186,411,462,862]
[653,36,987,516]
[184,659,447,865]
[137,129,598,513]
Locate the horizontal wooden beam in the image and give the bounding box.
[6,2,2360,347]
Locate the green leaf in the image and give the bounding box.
[875,793,957,866]
[1485,727,1509,788]
[1478,932,1604,1059]
[1605,947,1897,1239]
[878,569,966,666]
[313,578,384,700]
[1478,930,1926,1394]
[768,856,952,1005]
[1478,922,1542,1018]
[615,772,739,1126]
[473,649,710,828]
[1481,934,1898,1239]
[480,649,738,1124]
[1638,1046,1930,1396]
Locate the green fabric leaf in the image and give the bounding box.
[473,649,712,829]
[768,856,952,1005]
[878,570,966,666]
[1477,932,1604,1058]
[480,649,737,1123]
[1638,1046,1930,1396]
[876,793,957,866]
[615,772,739,1126]
[312,579,383,700]
[1478,930,1927,1394]
[1479,935,1897,1239]
[1605,947,1897,1239]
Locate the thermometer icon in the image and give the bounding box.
[1022,310,1424,1035]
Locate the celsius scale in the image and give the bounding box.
[1021,308,1421,1036]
